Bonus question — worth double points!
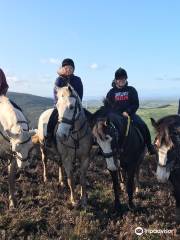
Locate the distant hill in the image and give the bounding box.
[6,92,179,129]
[7,92,53,128]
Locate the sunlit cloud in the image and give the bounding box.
[40,58,60,65]
[90,63,98,70]
[7,75,24,84]
[156,76,180,81]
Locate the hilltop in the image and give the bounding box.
[6,92,179,129]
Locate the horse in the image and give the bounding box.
[92,108,146,211]
[37,84,92,207]
[151,114,180,223]
[0,96,36,208]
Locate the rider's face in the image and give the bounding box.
[115,78,127,88]
[63,65,74,76]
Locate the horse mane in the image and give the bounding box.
[0,96,16,117]
[156,115,180,128]
[56,84,83,109]
[155,114,180,147]
[0,96,22,134]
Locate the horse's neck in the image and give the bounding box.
[0,98,18,131]
[74,109,87,131]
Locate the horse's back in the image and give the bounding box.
[38,108,53,141]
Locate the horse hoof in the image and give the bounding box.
[128,202,135,211]
[71,201,78,208]
[135,187,139,193]
[114,202,122,211]
[81,200,87,209]
[9,200,17,209]
[175,208,180,224]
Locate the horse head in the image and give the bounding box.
[93,113,126,171]
[56,84,83,141]
[151,115,180,182]
[0,96,36,169]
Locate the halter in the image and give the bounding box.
[102,116,131,159]
[157,129,180,170]
[57,91,90,168]
[59,96,81,130]
[0,119,32,163]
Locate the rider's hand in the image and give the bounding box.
[57,66,74,77]
[122,112,129,117]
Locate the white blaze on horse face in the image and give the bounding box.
[156,144,170,182]
[97,135,117,171]
[56,96,76,139]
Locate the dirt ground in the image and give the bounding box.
[0,151,179,240]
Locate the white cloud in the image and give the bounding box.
[156,76,180,81]
[90,63,98,70]
[40,74,53,83]
[40,58,59,65]
[7,75,23,83]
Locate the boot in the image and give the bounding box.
[45,134,53,148]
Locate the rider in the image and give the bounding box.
[46,58,83,147]
[0,68,22,111]
[106,67,156,155]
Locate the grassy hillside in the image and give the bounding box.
[138,103,178,138]
[7,92,179,135]
[7,92,53,128]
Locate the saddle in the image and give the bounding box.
[107,113,144,147]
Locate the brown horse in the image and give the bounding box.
[151,114,180,223]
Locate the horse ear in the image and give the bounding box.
[150,118,157,128]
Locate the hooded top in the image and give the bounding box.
[0,69,9,95]
[106,82,139,116]
[54,75,83,104]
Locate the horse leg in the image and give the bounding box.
[63,158,76,206]
[59,164,65,187]
[109,170,121,211]
[80,157,89,208]
[169,170,180,224]
[8,159,17,208]
[41,147,48,182]
[135,167,140,193]
[119,168,126,191]
[126,169,136,210]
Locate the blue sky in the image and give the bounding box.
[0,0,180,100]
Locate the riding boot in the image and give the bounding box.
[141,124,156,155]
[46,108,58,147]
[132,114,156,155]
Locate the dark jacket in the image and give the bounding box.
[106,82,139,116]
[0,69,9,95]
[53,75,83,104]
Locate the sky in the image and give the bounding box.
[0,0,180,100]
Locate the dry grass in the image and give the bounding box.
[0,153,179,239]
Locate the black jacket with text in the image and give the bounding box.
[106,82,139,116]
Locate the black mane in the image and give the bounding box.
[156,115,180,128]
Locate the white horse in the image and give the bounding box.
[0,96,36,207]
[38,85,92,207]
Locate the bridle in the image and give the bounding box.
[0,119,33,163]
[155,129,180,169]
[102,116,131,159]
[59,96,82,131]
